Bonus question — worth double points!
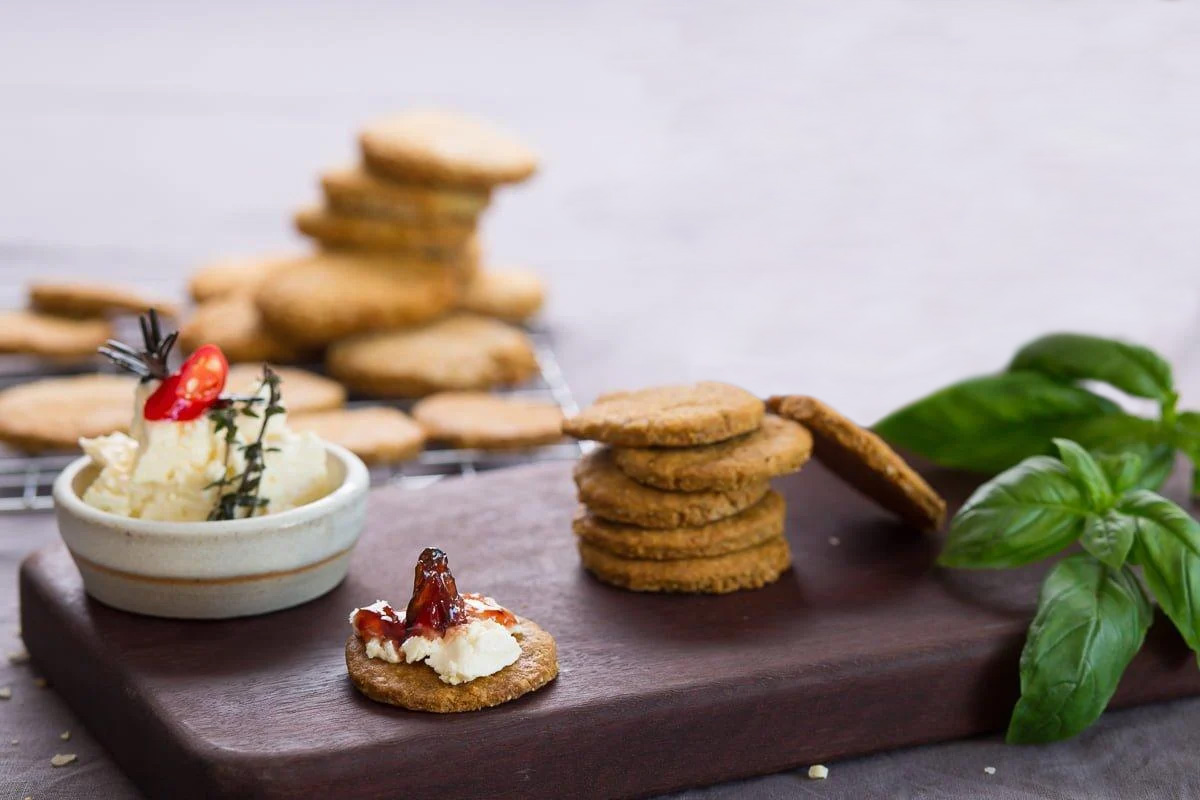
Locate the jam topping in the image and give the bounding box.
[350,547,517,645]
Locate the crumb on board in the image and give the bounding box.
[8,649,30,664]
[33,677,47,688]
[828,536,840,546]
[60,731,71,741]
[808,764,829,780]
[984,766,996,775]
[11,738,18,745]
[0,686,11,699]
[50,753,77,767]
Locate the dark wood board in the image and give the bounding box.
[19,459,1200,799]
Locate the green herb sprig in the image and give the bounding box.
[875,333,1199,495]
[943,438,1200,743]
[206,366,285,521]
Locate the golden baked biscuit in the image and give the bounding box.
[188,254,296,303]
[226,364,345,414]
[768,394,947,532]
[290,407,425,464]
[179,294,306,364]
[0,375,137,452]
[573,448,769,529]
[412,391,562,449]
[295,206,475,255]
[321,166,490,222]
[28,281,178,319]
[573,490,786,560]
[458,268,545,323]
[254,253,460,346]
[612,414,812,492]
[578,536,791,594]
[345,618,558,712]
[359,110,538,187]
[327,314,538,398]
[564,382,764,447]
[0,310,112,358]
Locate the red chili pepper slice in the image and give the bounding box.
[143,344,229,421]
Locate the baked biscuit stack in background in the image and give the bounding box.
[563,382,812,594]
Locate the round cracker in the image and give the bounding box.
[612,414,812,491]
[768,394,947,532]
[327,314,538,398]
[345,618,558,712]
[226,364,345,415]
[321,166,490,222]
[294,205,475,254]
[0,374,136,452]
[458,268,545,323]
[574,448,769,529]
[28,282,178,319]
[180,294,307,364]
[188,254,296,303]
[578,535,791,594]
[254,253,460,346]
[0,310,112,359]
[412,392,562,450]
[360,110,538,187]
[574,490,785,560]
[563,382,764,447]
[290,407,424,464]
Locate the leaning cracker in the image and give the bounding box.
[412,392,563,450]
[360,110,538,187]
[345,619,558,712]
[254,252,459,346]
[612,414,812,491]
[321,166,490,222]
[0,375,136,452]
[578,536,791,594]
[458,268,545,323]
[768,395,946,532]
[226,365,345,414]
[28,282,179,319]
[563,382,764,447]
[295,206,475,254]
[291,407,425,464]
[328,314,538,398]
[180,294,307,364]
[574,448,769,529]
[574,490,785,560]
[188,254,296,303]
[0,310,112,358]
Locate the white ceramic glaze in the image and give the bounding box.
[53,442,369,619]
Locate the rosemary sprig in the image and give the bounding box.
[98,309,176,380]
[206,365,285,521]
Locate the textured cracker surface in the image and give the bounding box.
[226,364,346,415]
[563,381,764,447]
[574,448,769,528]
[0,310,113,358]
[768,394,947,532]
[0,374,136,452]
[291,407,425,463]
[345,619,558,712]
[321,165,489,221]
[412,391,563,449]
[328,313,538,398]
[612,414,812,491]
[578,535,792,594]
[573,490,785,559]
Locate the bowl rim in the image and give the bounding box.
[53,441,369,535]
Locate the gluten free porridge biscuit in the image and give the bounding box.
[295,206,475,255]
[226,364,346,415]
[28,282,179,319]
[0,375,136,452]
[563,382,764,447]
[578,535,791,594]
[180,294,307,364]
[0,310,112,358]
[412,392,562,450]
[188,254,296,303]
[291,407,424,464]
[322,166,490,222]
[458,268,545,323]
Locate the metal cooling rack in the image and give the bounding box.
[0,327,585,513]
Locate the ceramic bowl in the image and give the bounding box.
[53,442,369,619]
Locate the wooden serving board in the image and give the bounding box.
[19,459,1200,799]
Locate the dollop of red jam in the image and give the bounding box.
[350,547,517,645]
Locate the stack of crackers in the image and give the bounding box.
[563,383,812,594]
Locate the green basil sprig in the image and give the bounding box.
[941,439,1200,743]
[876,332,1197,494]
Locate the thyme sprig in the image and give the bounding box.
[98,309,177,380]
[206,365,285,521]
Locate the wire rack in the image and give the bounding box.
[0,327,585,513]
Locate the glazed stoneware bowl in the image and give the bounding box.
[53,442,369,619]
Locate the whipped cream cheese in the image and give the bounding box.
[80,380,330,521]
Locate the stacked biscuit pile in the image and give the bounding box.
[562,382,814,594]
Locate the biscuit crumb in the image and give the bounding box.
[808,764,829,780]
[60,731,70,741]
[0,686,11,699]
[828,536,841,546]
[8,649,29,664]
[33,677,47,688]
[10,738,18,745]
[984,766,996,775]
[50,753,76,767]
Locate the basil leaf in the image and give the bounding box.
[1080,511,1137,569]
[1093,451,1145,495]
[1176,412,1200,497]
[1009,333,1175,402]
[1053,439,1113,509]
[940,456,1088,568]
[1117,490,1200,558]
[875,372,1124,473]
[1007,557,1152,744]
[1132,531,1200,657]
